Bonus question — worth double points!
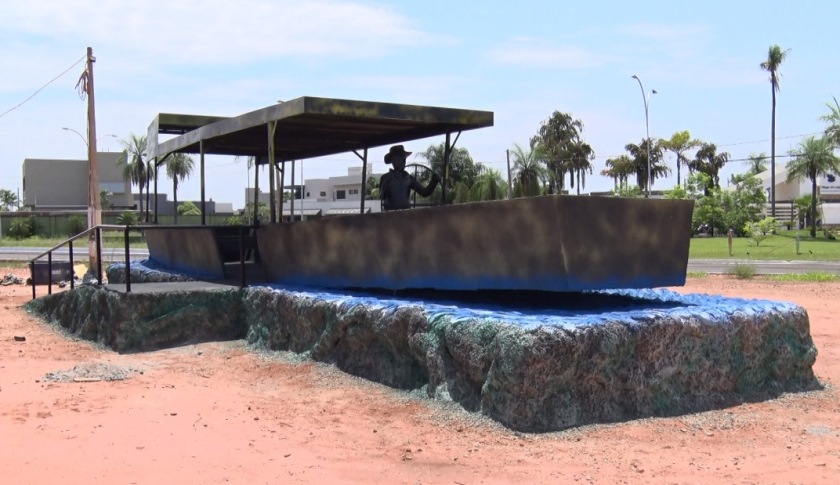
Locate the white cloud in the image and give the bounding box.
[486,40,610,69]
[0,0,435,66]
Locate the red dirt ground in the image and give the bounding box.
[1,270,839,484]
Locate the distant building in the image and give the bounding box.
[22,152,132,210]
[755,165,840,224]
[244,166,385,218]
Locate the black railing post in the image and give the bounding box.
[96,226,103,285]
[124,226,131,293]
[29,261,35,300]
[239,226,246,289]
[47,251,53,295]
[68,240,74,290]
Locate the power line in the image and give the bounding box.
[0,54,87,120]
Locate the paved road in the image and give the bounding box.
[687,259,840,275]
[1,248,837,275]
[0,247,149,262]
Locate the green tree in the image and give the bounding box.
[0,188,19,211]
[469,166,508,201]
[664,184,688,200]
[688,189,725,237]
[414,143,479,200]
[685,172,765,236]
[166,153,195,225]
[793,194,818,229]
[786,136,840,237]
[689,143,730,193]
[243,202,270,224]
[118,133,147,212]
[744,217,778,247]
[760,44,790,218]
[365,176,379,199]
[509,143,547,197]
[530,111,586,194]
[744,152,769,175]
[601,155,634,190]
[567,140,594,195]
[177,201,202,215]
[660,130,701,186]
[100,189,112,209]
[624,139,670,190]
[723,173,767,235]
[116,210,140,226]
[821,96,840,149]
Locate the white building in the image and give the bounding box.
[244,165,386,219]
[757,165,840,224]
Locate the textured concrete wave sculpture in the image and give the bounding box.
[26,278,818,432]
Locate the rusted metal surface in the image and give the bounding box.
[149,97,494,162]
[256,196,694,292]
[145,228,224,280]
[145,113,229,160]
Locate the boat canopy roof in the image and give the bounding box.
[146,96,494,166]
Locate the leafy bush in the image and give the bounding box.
[222,215,245,225]
[177,201,201,216]
[744,217,778,246]
[65,215,87,236]
[117,211,140,226]
[687,173,766,236]
[8,217,35,240]
[728,263,757,280]
[611,185,644,198]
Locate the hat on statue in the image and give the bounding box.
[384,145,412,164]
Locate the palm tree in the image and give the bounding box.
[689,143,730,194]
[567,141,594,195]
[760,44,790,218]
[786,136,840,237]
[744,152,769,175]
[509,143,547,197]
[821,96,840,149]
[118,133,147,213]
[601,155,634,190]
[624,139,669,190]
[661,130,701,186]
[469,166,508,201]
[166,152,195,224]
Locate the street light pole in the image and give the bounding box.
[631,75,657,198]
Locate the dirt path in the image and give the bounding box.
[1,271,839,484]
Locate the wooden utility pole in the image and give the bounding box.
[506,149,513,199]
[78,47,101,276]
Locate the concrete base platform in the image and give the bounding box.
[25,272,819,432]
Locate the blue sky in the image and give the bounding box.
[1,0,838,208]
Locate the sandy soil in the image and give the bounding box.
[2,270,839,484]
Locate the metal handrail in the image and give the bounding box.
[28,223,259,299]
[28,224,142,300]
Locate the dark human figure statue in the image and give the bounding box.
[379,145,440,211]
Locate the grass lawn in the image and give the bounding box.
[0,236,147,250]
[689,230,840,261]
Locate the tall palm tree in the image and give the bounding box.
[760,44,790,218]
[567,141,594,195]
[786,136,840,237]
[624,139,669,190]
[690,143,730,193]
[118,133,147,213]
[744,152,769,175]
[661,130,700,186]
[509,143,547,197]
[821,96,840,149]
[469,166,508,201]
[166,152,195,224]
